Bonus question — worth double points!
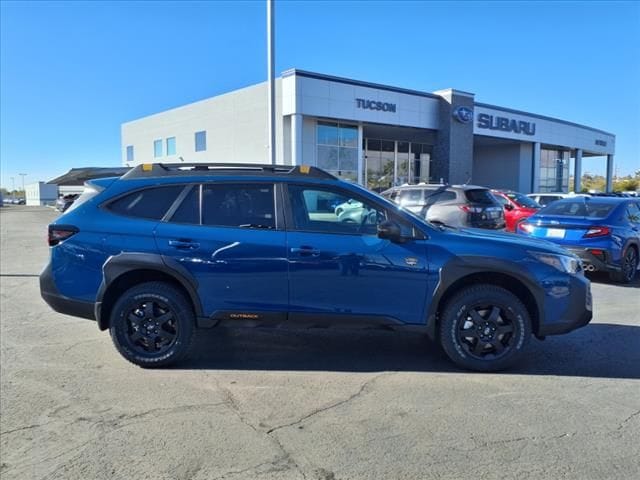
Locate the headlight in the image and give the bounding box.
[529,251,581,274]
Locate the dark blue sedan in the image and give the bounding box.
[517,197,640,283]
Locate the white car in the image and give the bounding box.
[527,192,588,207]
[334,199,363,216]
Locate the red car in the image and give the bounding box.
[491,190,541,232]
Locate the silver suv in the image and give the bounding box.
[382,184,505,229]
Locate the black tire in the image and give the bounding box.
[609,246,638,284]
[439,285,531,372]
[109,282,195,368]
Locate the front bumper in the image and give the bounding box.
[40,262,96,321]
[537,273,592,336]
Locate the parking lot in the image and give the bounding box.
[1,205,639,480]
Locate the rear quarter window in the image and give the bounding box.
[107,185,184,220]
[464,189,496,204]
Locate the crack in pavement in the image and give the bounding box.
[213,378,308,480]
[0,402,229,477]
[616,409,640,431]
[0,422,54,436]
[266,372,391,435]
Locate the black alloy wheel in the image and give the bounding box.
[109,282,195,368]
[613,247,638,283]
[456,305,516,361]
[125,300,178,355]
[439,285,531,372]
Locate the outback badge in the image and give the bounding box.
[405,257,418,267]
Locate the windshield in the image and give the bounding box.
[539,200,617,218]
[506,192,540,208]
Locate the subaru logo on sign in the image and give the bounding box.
[453,106,473,124]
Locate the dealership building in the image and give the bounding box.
[121,69,616,193]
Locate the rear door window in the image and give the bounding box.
[424,189,456,207]
[398,189,423,206]
[107,185,185,220]
[626,203,640,224]
[170,186,200,224]
[202,184,275,229]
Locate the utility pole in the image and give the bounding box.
[267,0,276,165]
[10,177,15,194]
[19,173,27,192]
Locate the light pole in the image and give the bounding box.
[267,0,276,165]
[19,173,27,198]
[10,177,15,196]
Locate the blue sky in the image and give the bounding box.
[1,0,639,189]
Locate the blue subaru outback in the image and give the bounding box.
[40,163,592,371]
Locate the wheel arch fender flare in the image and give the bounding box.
[424,256,545,339]
[95,252,203,330]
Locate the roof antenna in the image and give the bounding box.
[179,156,185,162]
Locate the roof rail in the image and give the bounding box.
[121,162,337,180]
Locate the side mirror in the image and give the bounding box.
[377,220,402,242]
[504,204,514,211]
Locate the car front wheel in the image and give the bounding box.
[109,282,195,368]
[439,285,531,372]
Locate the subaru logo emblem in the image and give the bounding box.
[453,106,473,124]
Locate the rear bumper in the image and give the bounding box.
[40,262,96,321]
[565,247,619,273]
[537,274,592,336]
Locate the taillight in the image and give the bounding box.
[583,226,611,238]
[48,225,79,246]
[518,222,534,234]
[459,205,483,213]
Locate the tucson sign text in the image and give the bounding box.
[356,98,397,112]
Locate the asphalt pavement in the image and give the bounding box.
[1,206,639,480]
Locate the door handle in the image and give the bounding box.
[291,246,320,256]
[168,239,200,250]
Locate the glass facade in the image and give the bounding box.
[316,122,358,181]
[539,149,570,192]
[365,139,431,191]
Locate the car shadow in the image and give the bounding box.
[180,323,640,379]
[586,271,640,288]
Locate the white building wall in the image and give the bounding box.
[121,80,283,166]
[474,105,615,155]
[282,73,440,130]
[25,182,58,206]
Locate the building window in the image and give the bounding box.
[195,131,207,152]
[166,137,176,156]
[153,139,163,158]
[126,145,134,163]
[539,149,569,193]
[316,122,358,182]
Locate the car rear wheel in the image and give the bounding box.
[610,246,638,284]
[109,282,195,368]
[439,285,531,372]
